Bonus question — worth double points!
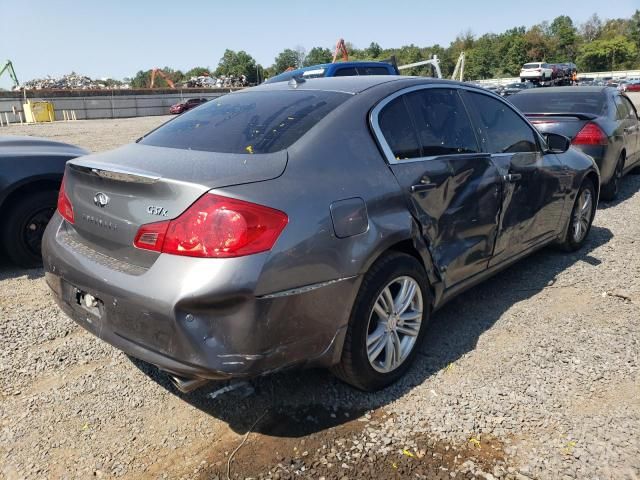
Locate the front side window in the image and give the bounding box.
[464,91,538,154]
[404,88,479,156]
[140,90,349,154]
[377,96,421,160]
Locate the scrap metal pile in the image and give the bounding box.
[183,75,249,88]
[19,73,121,90]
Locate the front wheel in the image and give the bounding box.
[332,252,430,391]
[1,190,58,268]
[561,178,596,251]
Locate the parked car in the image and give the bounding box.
[500,82,535,97]
[520,62,554,83]
[43,77,599,393]
[169,97,208,114]
[264,61,399,84]
[510,86,640,200]
[625,81,640,92]
[0,136,88,267]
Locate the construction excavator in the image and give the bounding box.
[0,60,20,89]
[149,68,176,89]
[332,38,349,63]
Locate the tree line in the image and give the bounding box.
[129,11,640,88]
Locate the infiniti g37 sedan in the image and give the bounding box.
[43,77,600,392]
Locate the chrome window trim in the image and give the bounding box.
[370,83,545,164]
[370,84,483,165]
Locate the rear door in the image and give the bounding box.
[616,94,640,167]
[461,90,567,266]
[371,86,502,287]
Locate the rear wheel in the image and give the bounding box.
[600,154,624,201]
[332,252,430,391]
[561,178,596,251]
[1,190,58,268]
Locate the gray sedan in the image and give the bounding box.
[43,76,599,392]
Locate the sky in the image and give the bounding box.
[1,0,638,89]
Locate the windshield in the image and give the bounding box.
[509,92,606,115]
[141,90,350,154]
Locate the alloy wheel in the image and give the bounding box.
[572,188,593,243]
[366,276,423,373]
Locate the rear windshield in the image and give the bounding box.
[140,90,349,154]
[509,92,606,115]
[523,63,541,69]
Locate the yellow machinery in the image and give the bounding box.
[23,100,55,123]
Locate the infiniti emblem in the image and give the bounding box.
[93,192,110,208]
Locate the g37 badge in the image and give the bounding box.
[147,206,169,217]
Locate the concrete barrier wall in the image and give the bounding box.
[0,89,236,123]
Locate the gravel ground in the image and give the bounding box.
[0,115,639,480]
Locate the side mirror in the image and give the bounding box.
[544,132,571,153]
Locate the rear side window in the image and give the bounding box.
[140,90,349,154]
[509,92,605,115]
[614,95,635,120]
[464,91,538,154]
[334,67,358,77]
[405,88,478,156]
[378,96,421,160]
[357,66,390,75]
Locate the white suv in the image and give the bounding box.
[520,62,553,83]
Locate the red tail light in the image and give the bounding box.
[134,194,288,258]
[572,122,608,146]
[57,172,75,224]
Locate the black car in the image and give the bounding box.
[0,136,88,267]
[500,82,535,97]
[509,86,640,200]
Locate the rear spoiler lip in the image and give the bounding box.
[523,112,598,121]
[67,161,160,184]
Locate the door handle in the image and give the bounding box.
[410,183,436,193]
[503,173,522,183]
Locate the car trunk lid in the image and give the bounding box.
[63,143,287,267]
[524,112,598,139]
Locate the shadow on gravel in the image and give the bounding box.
[598,173,639,210]
[130,225,613,438]
[0,257,44,281]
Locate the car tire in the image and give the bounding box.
[600,154,624,201]
[1,190,58,268]
[332,252,430,391]
[560,178,596,252]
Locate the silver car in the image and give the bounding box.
[43,76,599,392]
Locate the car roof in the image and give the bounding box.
[264,61,396,84]
[515,86,609,94]
[251,75,471,95]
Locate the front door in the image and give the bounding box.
[372,87,502,288]
[461,90,568,265]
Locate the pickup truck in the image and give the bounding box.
[265,61,399,84]
[520,62,554,84]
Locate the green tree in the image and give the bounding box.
[273,48,301,73]
[215,50,258,83]
[303,47,332,66]
[581,13,603,42]
[577,36,637,71]
[366,42,383,58]
[549,15,578,60]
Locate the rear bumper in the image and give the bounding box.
[42,215,359,381]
